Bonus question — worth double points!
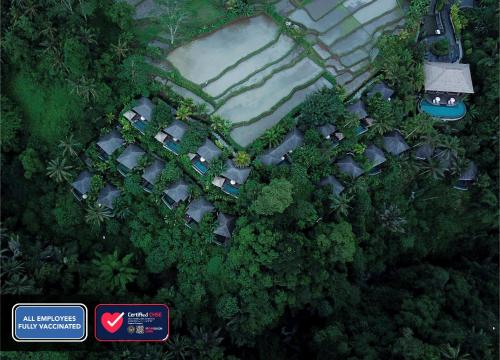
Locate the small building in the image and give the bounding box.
[185,197,215,228]
[364,144,387,175]
[117,144,145,176]
[420,62,474,120]
[258,129,304,166]
[123,97,155,134]
[162,180,190,209]
[347,100,374,135]
[454,161,478,191]
[71,170,92,201]
[155,120,188,155]
[212,160,251,197]
[189,139,222,176]
[96,129,124,160]
[414,143,434,160]
[317,124,343,147]
[141,159,165,193]
[319,175,345,196]
[213,213,236,246]
[336,155,364,179]
[97,184,121,211]
[383,131,409,156]
[366,82,394,101]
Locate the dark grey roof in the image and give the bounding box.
[164,180,190,203]
[258,129,304,166]
[459,161,477,181]
[221,160,251,184]
[459,0,474,8]
[336,155,364,178]
[132,97,154,121]
[213,213,236,239]
[318,124,337,138]
[117,144,145,169]
[346,100,368,119]
[383,131,410,155]
[164,120,188,140]
[197,139,222,163]
[186,197,215,223]
[97,129,124,156]
[71,170,92,194]
[415,143,434,160]
[319,175,345,195]
[364,144,387,167]
[142,159,165,185]
[98,184,121,210]
[367,82,394,100]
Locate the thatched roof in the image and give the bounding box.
[197,139,222,163]
[213,213,236,239]
[98,184,121,210]
[221,160,251,184]
[117,144,145,170]
[364,144,387,167]
[424,62,474,93]
[97,130,124,156]
[164,120,188,140]
[186,197,215,223]
[132,97,155,121]
[336,155,364,178]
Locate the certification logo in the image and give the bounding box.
[95,304,169,342]
[12,303,87,342]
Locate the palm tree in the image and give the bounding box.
[175,104,192,121]
[46,157,73,183]
[233,151,251,168]
[440,344,471,360]
[165,334,192,360]
[68,75,98,102]
[378,204,407,233]
[92,250,138,294]
[58,134,81,158]
[210,115,231,135]
[402,113,437,140]
[189,326,223,354]
[85,203,112,228]
[329,193,352,218]
[2,274,36,295]
[79,26,97,46]
[262,126,285,148]
[417,158,447,179]
[111,37,129,60]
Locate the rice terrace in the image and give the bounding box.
[134,0,406,147]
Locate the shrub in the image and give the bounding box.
[234,151,251,168]
[430,38,450,56]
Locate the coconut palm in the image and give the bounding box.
[262,126,285,148]
[378,204,407,233]
[329,193,352,218]
[58,134,81,157]
[165,334,192,360]
[233,151,251,168]
[68,75,98,102]
[2,274,36,295]
[46,157,73,183]
[417,157,447,179]
[111,37,129,60]
[440,344,471,360]
[210,115,231,135]
[85,202,112,228]
[175,104,192,121]
[91,250,138,293]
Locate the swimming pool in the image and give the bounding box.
[419,99,466,120]
[133,120,148,133]
[223,182,240,197]
[193,160,208,175]
[165,141,180,155]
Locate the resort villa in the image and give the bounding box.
[71,170,92,201]
[420,61,474,120]
[454,161,478,191]
[185,197,215,228]
[367,82,395,101]
[364,144,387,175]
[318,123,344,147]
[155,120,188,155]
[414,143,434,161]
[347,100,374,136]
[319,175,345,196]
[189,139,222,176]
[336,155,364,179]
[258,129,304,166]
[96,129,124,160]
[97,184,121,211]
[123,97,155,134]
[141,159,165,193]
[383,131,410,156]
[212,160,251,197]
[117,144,145,176]
[213,213,236,246]
[162,179,190,209]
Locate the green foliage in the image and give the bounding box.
[299,87,345,127]
[90,250,138,294]
[0,96,22,152]
[19,148,44,179]
[450,4,468,38]
[251,179,294,215]
[210,115,231,136]
[431,38,450,56]
[233,151,251,168]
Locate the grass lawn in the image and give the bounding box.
[9,71,85,147]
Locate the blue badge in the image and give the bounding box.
[12,303,87,342]
[95,304,169,342]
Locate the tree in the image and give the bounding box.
[299,87,345,127]
[46,157,73,183]
[0,96,22,152]
[19,148,44,179]
[157,0,188,45]
[210,115,231,136]
[91,250,138,294]
[58,134,81,158]
[261,125,285,149]
[251,179,294,215]
[329,193,352,218]
[233,151,251,168]
[85,203,112,228]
